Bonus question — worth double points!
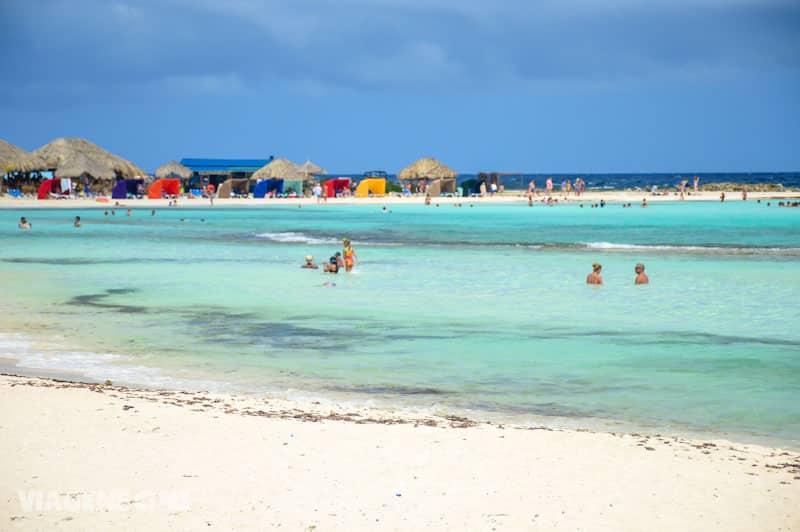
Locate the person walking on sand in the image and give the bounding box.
[342,239,359,272]
[693,175,699,192]
[527,179,535,197]
[720,192,726,202]
[586,263,603,285]
[546,177,553,197]
[18,216,31,229]
[742,189,748,201]
[634,263,649,285]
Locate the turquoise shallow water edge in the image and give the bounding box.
[1,202,799,447]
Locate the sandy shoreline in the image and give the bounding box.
[1,189,799,209]
[1,374,798,531]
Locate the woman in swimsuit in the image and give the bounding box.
[342,239,359,272]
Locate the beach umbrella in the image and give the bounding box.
[397,157,457,181]
[297,160,326,177]
[155,160,194,180]
[251,158,301,180]
[32,137,146,180]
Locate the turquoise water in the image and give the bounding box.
[1,202,799,445]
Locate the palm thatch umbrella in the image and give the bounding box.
[397,157,457,180]
[297,160,326,177]
[155,160,193,179]
[32,137,146,180]
[0,140,46,173]
[251,158,300,180]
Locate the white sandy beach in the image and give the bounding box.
[0,374,798,531]
[1,189,799,210]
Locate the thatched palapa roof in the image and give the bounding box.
[397,157,457,181]
[251,158,300,180]
[297,160,326,176]
[32,137,146,180]
[1,140,46,173]
[155,160,193,179]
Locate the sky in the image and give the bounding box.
[0,0,798,174]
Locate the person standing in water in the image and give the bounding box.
[342,239,359,272]
[74,216,82,228]
[586,263,603,285]
[18,216,31,229]
[634,263,649,284]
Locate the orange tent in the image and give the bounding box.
[147,178,181,199]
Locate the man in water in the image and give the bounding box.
[18,216,31,229]
[634,263,649,284]
[74,216,82,228]
[586,263,603,285]
[301,255,318,269]
[642,198,648,208]
[323,253,340,273]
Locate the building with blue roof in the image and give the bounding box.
[180,157,274,182]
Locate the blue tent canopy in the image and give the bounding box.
[253,178,283,198]
[112,179,144,199]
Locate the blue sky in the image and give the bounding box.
[1,0,798,173]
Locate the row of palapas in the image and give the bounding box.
[0,138,457,184]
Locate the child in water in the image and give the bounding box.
[342,239,359,272]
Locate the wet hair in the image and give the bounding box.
[635,263,645,271]
[592,263,601,271]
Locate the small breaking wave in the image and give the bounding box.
[254,232,341,245]
[0,332,222,391]
[579,242,800,255]
[253,231,401,247]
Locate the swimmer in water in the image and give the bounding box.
[18,216,31,229]
[586,263,603,285]
[323,253,340,273]
[634,263,649,285]
[301,255,319,269]
[74,216,81,228]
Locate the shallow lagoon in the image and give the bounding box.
[1,201,799,445]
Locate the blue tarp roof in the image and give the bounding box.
[180,157,273,173]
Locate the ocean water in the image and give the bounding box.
[1,202,799,446]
